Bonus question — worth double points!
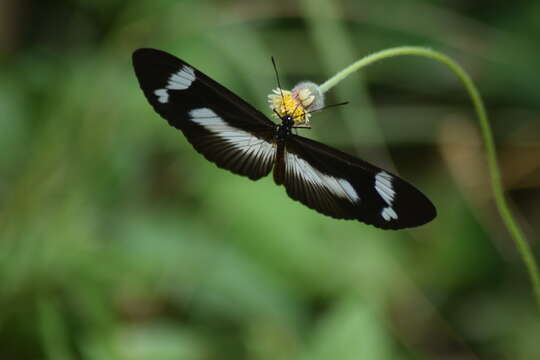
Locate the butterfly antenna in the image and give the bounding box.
[291,102,302,118]
[293,101,349,120]
[271,56,286,106]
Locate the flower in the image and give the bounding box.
[268,82,324,126]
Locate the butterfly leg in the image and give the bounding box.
[292,126,309,135]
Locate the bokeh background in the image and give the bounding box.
[1,0,540,359]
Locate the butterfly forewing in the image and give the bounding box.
[132,48,276,180]
[184,108,276,179]
[282,135,436,229]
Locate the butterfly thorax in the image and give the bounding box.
[275,115,294,142]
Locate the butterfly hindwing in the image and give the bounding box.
[132,48,276,180]
[282,135,436,229]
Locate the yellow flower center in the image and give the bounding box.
[267,88,314,126]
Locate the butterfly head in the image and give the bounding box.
[281,114,294,127]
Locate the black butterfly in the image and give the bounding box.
[132,48,436,229]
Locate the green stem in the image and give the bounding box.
[320,46,540,309]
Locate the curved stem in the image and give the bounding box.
[321,46,540,309]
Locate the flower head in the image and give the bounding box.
[268,82,324,126]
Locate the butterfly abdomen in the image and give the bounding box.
[273,142,285,185]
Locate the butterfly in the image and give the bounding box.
[132,48,436,229]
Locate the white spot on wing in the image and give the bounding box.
[375,171,398,221]
[375,171,395,204]
[189,108,224,126]
[154,65,196,103]
[154,89,169,103]
[189,107,275,164]
[381,206,398,221]
[167,66,195,89]
[286,153,360,203]
[338,178,360,202]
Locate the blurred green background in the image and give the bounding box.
[1,0,540,359]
